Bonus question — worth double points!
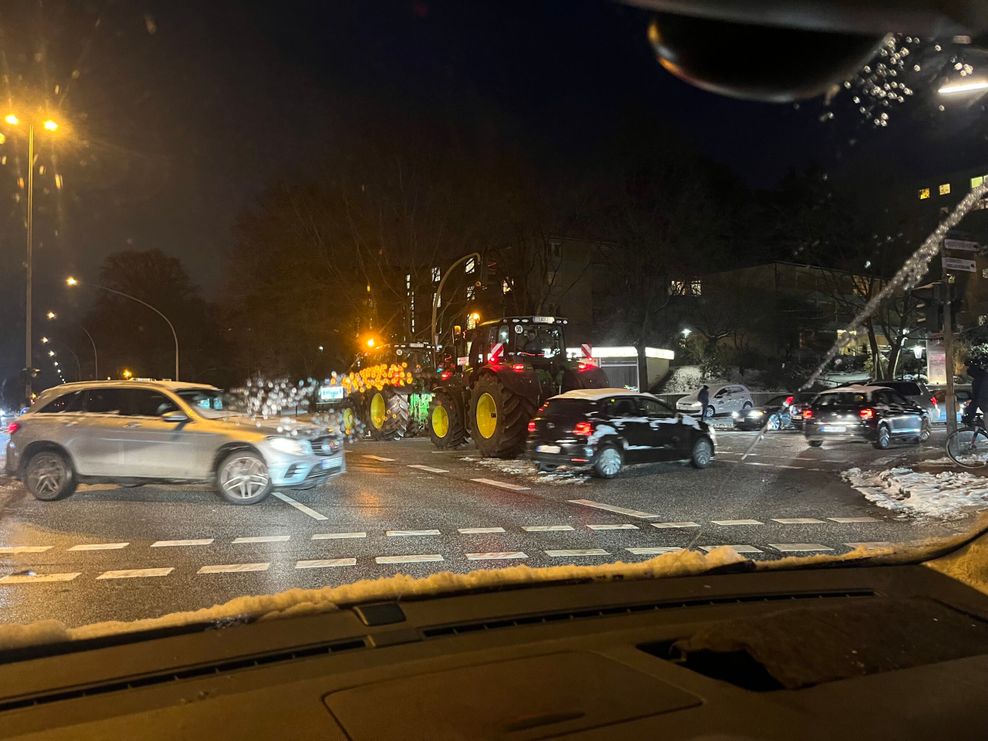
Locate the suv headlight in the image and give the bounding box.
[267,436,308,455]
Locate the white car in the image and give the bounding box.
[676,384,753,418]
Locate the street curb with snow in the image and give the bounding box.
[843,467,988,520]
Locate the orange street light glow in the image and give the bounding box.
[4,114,19,126]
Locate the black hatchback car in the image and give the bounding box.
[803,385,930,449]
[527,388,715,478]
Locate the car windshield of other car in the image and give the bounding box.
[817,393,868,406]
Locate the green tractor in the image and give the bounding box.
[345,342,436,441]
[428,316,609,457]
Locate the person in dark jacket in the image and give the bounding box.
[697,384,710,417]
[965,363,988,425]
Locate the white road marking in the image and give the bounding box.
[386,529,441,537]
[466,551,528,561]
[198,562,270,574]
[152,539,215,547]
[362,454,396,462]
[626,546,684,555]
[699,545,763,554]
[587,523,639,531]
[97,567,174,579]
[767,543,834,553]
[651,522,700,529]
[470,478,531,491]
[567,499,658,518]
[312,532,367,540]
[458,527,506,534]
[545,548,609,557]
[407,464,449,474]
[829,516,879,523]
[0,572,81,584]
[375,554,444,564]
[0,546,53,554]
[296,558,357,569]
[845,541,894,550]
[522,525,575,532]
[771,518,824,525]
[67,542,129,551]
[711,519,764,526]
[232,535,291,544]
[272,491,328,521]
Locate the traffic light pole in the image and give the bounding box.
[943,279,957,436]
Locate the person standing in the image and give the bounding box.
[698,384,710,418]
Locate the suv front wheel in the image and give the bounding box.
[24,450,77,501]
[216,450,273,504]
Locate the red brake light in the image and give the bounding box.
[802,409,813,420]
[784,395,794,406]
[439,369,453,381]
[577,359,596,372]
[931,396,937,406]
[573,420,593,436]
[527,420,536,433]
[859,407,875,420]
[511,363,526,372]
[6,421,21,434]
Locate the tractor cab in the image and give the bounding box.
[468,317,566,372]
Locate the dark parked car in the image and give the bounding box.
[803,384,930,450]
[528,388,715,478]
[732,392,816,431]
[871,379,937,418]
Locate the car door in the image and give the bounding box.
[638,397,685,460]
[604,396,649,462]
[711,386,730,414]
[118,389,208,478]
[887,389,922,435]
[68,387,131,477]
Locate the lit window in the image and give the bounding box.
[669,280,685,295]
[501,279,512,294]
[405,273,411,290]
[466,285,475,300]
[690,280,702,296]
[918,188,930,200]
[939,183,951,196]
[465,257,476,274]
[973,176,985,189]
[431,267,441,283]
[980,315,988,327]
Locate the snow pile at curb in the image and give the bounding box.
[462,456,589,485]
[843,467,988,519]
[0,547,744,651]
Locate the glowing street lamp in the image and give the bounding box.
[46,311,56,320]
[66,276,78,286]
[47,350,55,357]
[40,336,49,344]
[122,369,133,380]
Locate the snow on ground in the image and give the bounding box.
[461,456,589,485]
[843,466,988,520]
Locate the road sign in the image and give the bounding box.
[942,255,977,273]
[944,238,980,252]
[927,340,946,385]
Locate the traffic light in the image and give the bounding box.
[912,283,943,337]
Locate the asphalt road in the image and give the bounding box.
[0,427,975,628]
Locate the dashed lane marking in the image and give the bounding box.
[545,548,610,557]
[375,554,444,564]
[296,558,357,569]
[588,524,639,531]
[567,499,658,519]
[458,527,506,534]
[362,454,396,462]
[829,516,879,523]
[845,541,894,550]
[771,518,825,525]
[198,562,270,574]
[699,545,763,554]
[465,552,528,561]
[407,464,449,474]
[0,572,81,584]
[312,532,367,540]
[272,491,328,521]
[387,529,441,537]
[767,543,834,553]
[522,525,575,532]
[711,519,764,526]
[97,567,174,580]
[232,535,291,544]
[470,478,531,491]
[651,522,700,529]
[67,542,130,551]
[0,546,53,554]
[152,539,215,547]
[626,546,684,555]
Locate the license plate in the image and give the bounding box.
[537,445,561,454]
[820,425,846,433]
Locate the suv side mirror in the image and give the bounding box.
[162,411,189,423]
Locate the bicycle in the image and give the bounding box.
[945,412,988,468]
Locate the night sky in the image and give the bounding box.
[2,0,987,388]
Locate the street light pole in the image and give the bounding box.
[431,252,481,351]
[24,122,34,402]
[79,325,99,379]
[89,283,179,380]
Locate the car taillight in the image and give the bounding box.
[527,420,536,433]
[6,421,20,434]
[439,368,453,381]
[573,420,593,436]
[784,395,794,406]
[931,396,937,406]
[859,407,875,420]
[577,359,596,372]
[802,409,813,420]
[511,363,526,372]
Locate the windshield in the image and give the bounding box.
[2,0,988,650]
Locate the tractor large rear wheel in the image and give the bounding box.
[471,374,537,458]
[429,388,468,448]
[366,389,409,441]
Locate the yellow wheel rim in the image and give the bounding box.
[475,392,497,439]
[370,392,386,429]
[432,404,449,438]
[342,407,354,435]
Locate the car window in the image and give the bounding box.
[36,390,84,414]
[129,390,181,417]
[609,398,638,417]
[639,398,673,417]
[817,392,867,406]
[713,387,727,398]
[889,390,911,406]
[83,388,128,415]
[871,389,894,405]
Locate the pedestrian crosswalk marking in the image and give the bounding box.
[699,545,763,554]
[771,518,824,525]
[567,499,658,518]
[363,454,396,462]
[387,529,441,537]
[375,554,444,564]
[312,532,367,540]
[68,542,130,551]
[711,519,764,526]
[522,525,574,532]
[458,527,506,534]
[152,539,215,547]
[829,516,879,523]
[545,548,609,557]
[588,524,639,530]
[470,478,531,491]
[626,546,683,555]
[0,546,52,554]
[465,552,528,561]
[233,535,290,544]
[767,543,834,553]
[97,567,174,579]
[296,558,357,569]
[651,522,699,529]
[273,491,329,521]
[198,562,270,574]
[0,571,81,584]
[407,464,449,474]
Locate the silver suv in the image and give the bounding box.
[4,380,345,504]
